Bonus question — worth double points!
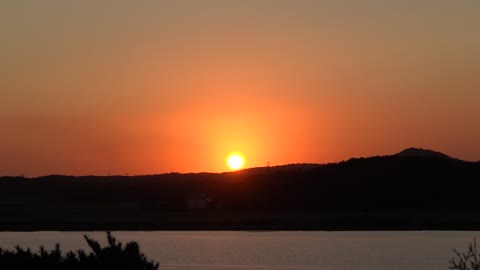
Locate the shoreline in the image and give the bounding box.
[3,210,480,232]
[3,224,480,232]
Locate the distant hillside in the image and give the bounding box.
[0,148,479,230]
[241,148,459,175]
[394,147,456,160]
[235,163,322,175]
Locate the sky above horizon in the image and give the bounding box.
[1,1,480,176]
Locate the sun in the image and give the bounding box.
[227,153,245,170]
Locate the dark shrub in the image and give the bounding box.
[0,232,159,270]
[449,238,480,270]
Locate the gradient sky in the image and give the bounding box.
[1,1,479,176]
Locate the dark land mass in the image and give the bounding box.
[1,148,480,231]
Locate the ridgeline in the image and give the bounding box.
[1,148,479,231]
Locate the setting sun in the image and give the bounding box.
[227,153,245,170]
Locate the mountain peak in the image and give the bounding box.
[394,147,452,159]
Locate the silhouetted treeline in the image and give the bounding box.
[1,150,480,230]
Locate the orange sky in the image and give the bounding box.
[1,1,480,176]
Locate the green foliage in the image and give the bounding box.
[449,238,480,270]
[0,232,159,270]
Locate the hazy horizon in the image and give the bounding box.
[0,146,474,178]
[1,1,480,177]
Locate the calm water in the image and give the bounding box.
[0,231,477,270]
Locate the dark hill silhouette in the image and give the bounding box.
[394,147,456,160]
[231,163,322,175]
[0,148,479,230]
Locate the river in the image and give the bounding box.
[0,231,476,269]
